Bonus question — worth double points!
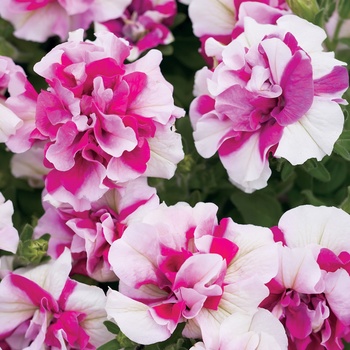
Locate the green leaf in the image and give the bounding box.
[171,13,187,29]
[0,37,18,58]
[97,339,121,350]
[103,321,120,335]
[334,130,350,161]
[340,186,350,214]
[339,0,350,19]
[19,223,34,241]
[301,159,331,182]
[230,190,283,227]
[301,190,325,206]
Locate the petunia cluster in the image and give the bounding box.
[0,0,349,349]
[0,0,178,59]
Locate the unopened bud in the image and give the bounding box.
[286,0,320,23]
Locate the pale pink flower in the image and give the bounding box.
[0,56,37,152]
[190,15,348,193]
[261,205,350,349]
[34,178,159,282]
[0,0,132,42]
[0,193,19,254]
[95,0,176,60]
[191,308,287,350]
[33,29,184,209]
[106,201,279,346]
[0,248,113,349]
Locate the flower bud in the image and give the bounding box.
[16,236,49,266]
[286,0,320,22]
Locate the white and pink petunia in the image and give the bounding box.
[95,0,177,60]
[261,205,350,349]
[190,14,349,193]
[0,56,38,153]
[190,308,287,350]
[0,193,19,254]
[0,248,113,349]
[34,178,160,282]
[106,201,279,346]
[187,0,289,62]
[32,29,184,209]
[0,0,132,42]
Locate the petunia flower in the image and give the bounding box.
[0,248,113,349]
[34,178,160,282]
[190,14,348,192]
[106,201,279,346]
[261,205,350,349]
[95,0,177,60]
[190,308,287,350]
[0,56,38,153]
[0,192,19,254]
[32,29,184,209]
[0,0,132,42]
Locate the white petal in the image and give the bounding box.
[220,132,271,193]
[275,98,344,165]
[189,0,235,37]
[277,205,350,253]
[145,126,184,179]
[193,112,233,158]
[106,290,171,344]
[276,246,324,293]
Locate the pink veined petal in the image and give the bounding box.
[20,248,73,300]
[275,98,344,165]
[106,290,172,345]
[271,50,313,126]
[0,275,37,337]
[45,155,107,204]
[64,282,113,347]
[94,111,137,157]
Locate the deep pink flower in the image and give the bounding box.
[95,0,177,60]
[34,178,159,282]
[32,29,184,209]
[190,15,348,192]
[106,202,278,346]
[0,249,113,349]
[261,205,350,349]
[0,0,132,42]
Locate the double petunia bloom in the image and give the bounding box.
[190,8,348,192]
